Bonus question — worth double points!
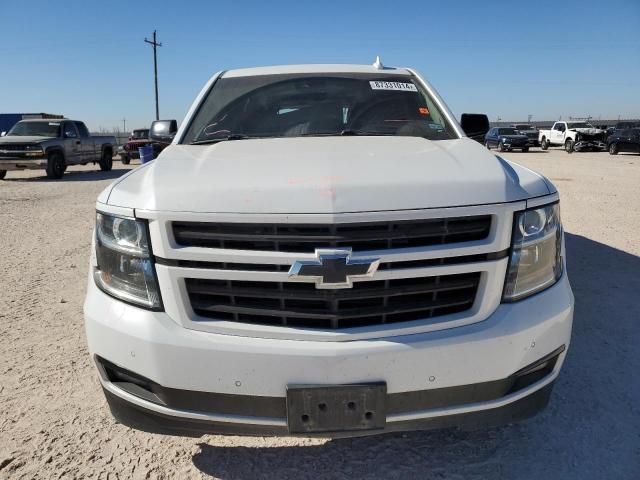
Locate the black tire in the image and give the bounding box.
[46,151,65,179]
[99,149,113,171]
[121,155,131,165]
[608,143,618,155]
[522,147,529,153]
[484,141,491,150]
[564,139,574,153]
[497,142,505,152]
[0,170,6,180]
[540,137,549,150]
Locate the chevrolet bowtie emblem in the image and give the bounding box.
[288,249,380,289]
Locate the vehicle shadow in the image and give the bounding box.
[521,149,549,154]
[191,233,640,479]
[3,167,132,183]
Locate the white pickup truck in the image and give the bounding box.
[84,63,573,437]
[538,121,607,153]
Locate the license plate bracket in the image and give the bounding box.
[286,383,386,434]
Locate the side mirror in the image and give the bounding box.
[460,113,490,142]
[149,120,178,143]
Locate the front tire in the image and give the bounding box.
[497,142,505,152]
[540,138,549,150]
[608,143,618,155]
[121,155,131,165]
[99,149,113,171]
[565,139,574,153]
[46,151,65,179]
[0,170,6,180]
[522,147,529,153]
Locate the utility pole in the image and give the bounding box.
[122,118,126,133]
[144,30,162,120]
[527,114,533,123]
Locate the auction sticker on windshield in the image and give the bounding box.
[369,81,417,92]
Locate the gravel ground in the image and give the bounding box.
[0,148,638,479]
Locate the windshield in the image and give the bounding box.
[181,73,458,144]
[131,129,149,139]
[514,124,533,130]
[8,121,61,137]
[498,128,519,135]
[567,122,593,129]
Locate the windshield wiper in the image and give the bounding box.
[340,130,396,136]
[189,134,250,145]
[293,130,394,137]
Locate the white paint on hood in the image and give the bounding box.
[105,136,550,214]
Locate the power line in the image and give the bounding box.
[144,30,162,121]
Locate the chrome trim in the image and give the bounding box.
[288,248,380,289]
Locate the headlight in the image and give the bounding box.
[93,212,162,309]
[503,203,563,301]
[24,145,45,157]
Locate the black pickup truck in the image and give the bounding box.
[0,119,116,179]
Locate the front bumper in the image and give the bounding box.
[501,141,529,149]
[84,274,573,437]
[574,140,606,151]
[0,157,48,170]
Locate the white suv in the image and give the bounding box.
[84,63,574,437]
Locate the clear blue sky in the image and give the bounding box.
[1,0,638,131]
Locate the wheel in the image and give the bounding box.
[608,143,618,155]
[484,141,492,150]
[497,142,505,152]
[121,155,130,165]
[522,147,529,153]
[46,151,65,179]
[540,138,549,150]
[0,170,6,180]
[564,139,574,153]
[99,149,113,171]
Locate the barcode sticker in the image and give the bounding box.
[369,81,417,92]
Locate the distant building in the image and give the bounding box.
[0,113,64,134]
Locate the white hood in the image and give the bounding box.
[104,136,551,214]
[570,127,604,135]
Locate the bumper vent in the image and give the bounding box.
[186,272,481,330]
[173,216,492,253]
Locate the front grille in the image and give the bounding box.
[173,216,492,253]
[0,144,30,151]
[186,272,480,329]
[0,144,28,156]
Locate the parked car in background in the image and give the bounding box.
[121,128,150,165]
[614,121,638,131]
[607,127,640,155]
[121,122,177,164]
[0,119,115,179]
[538,121,606,153]
[484,127,529,152]
[85,63,572,438]
[512,124,539,146]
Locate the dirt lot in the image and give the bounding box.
[1,148,639,479]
